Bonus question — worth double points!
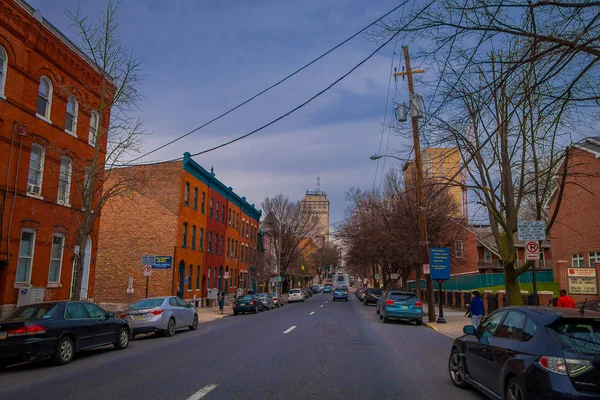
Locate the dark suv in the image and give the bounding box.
[449,306,600,400]
[363,288,382,306]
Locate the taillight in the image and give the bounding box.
[120,313,127,319]
[538,356,593,377]
[250,300,254,306]
[149,308,164,315]
[415,301,423,307]
[7,324,46,337]
[385,299,394,305]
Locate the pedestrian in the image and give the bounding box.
[218,290,224,315]
[465,290,485,328]
[556,289,576,308]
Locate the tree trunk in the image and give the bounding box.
[504,264,523,306]
[73,233,88,300]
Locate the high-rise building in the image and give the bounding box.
[301,190,330,246]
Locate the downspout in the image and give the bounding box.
[0,121,17,257]
[7,125,26,262]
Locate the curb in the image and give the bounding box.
[424,322,457,339]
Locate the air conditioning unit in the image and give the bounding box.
[27,183,40,196]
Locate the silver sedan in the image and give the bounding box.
[257,293,275,310]
[120,296,198,337]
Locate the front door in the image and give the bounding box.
[65,302,95,350]
[82,302,116,346]
[465,310,507,387]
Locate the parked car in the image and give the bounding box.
[288,289,304,303]
[232,294,264,315]
[576,300,600,312]
[0,301,130,368]
[377,291,423,325]
[363,288,382,305]
[257,293,275,310]
[120,296,197,337]
[323,285,333,294]
[267,293,283,307]
[312,285,321,293]
[305,287,313,295]
[332,288,348,302]
[357,287,368,300]
[302,288,312,298]
[449,306,600,400]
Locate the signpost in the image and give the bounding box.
[430,248,450,323]
[390,273,399,280]
[127,277,134,305]
[526,241,539,261]
[567,268,598,295]
[141,255,155,299]
[518,221,546,306]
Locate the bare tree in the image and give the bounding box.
[308,243,341,283]
[50,1,144,300]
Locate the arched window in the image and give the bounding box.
[36,76,52,120]
[65,96,78,135]
[88,111,99,146]
[0,45,7,97]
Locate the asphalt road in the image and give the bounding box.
[0,282,486,400]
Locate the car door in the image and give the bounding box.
[464,310,508,387]
[64,302,96,350]
[168,297,183,328]
[82,302,117,346]
[175,297,194,326]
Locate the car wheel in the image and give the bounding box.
[379,313,383,320]
[165,318,176,337]
[114,327,130,350]
[234,311,239,316]
[345,299,348,302]
[53,336,74,365]
[376,308,380,314]
[448,348,469,389]
[254,306,259,314]
[190,314,199,330]
[383,315,389,323]
[415,319,423,326]
[505,377,526,400]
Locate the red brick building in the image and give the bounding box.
[94,153,261,308]
[0,1,110,316]
[549,138,600,302]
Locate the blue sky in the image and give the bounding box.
[28,0,417,229]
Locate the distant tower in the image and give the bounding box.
[301,180,330,246]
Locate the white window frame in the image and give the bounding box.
[27,144,45,198]
[88,111,99,146]
[0,45,7,98]
[455,240,464,259]
[589,252,600,267]
[36,75,53,123]
[16,229,36,284]
[572,253,584,268]
[48,233,65,285]
[484,249,492,262]
[57,156,72,206]
[64,95,78,136]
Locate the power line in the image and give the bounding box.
[126,1,412,165]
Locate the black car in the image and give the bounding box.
[363,288,382,305]
[232,295,264,315]
[449,306,600,400]
[0,301,131,368]
[577,300,600,313]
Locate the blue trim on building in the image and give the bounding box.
[182,152,262,221]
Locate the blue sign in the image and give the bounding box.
[152,256,172,269]
[429,248,450,280]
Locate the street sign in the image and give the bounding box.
[152,256,172,269]
[141,255,155,265]
[143,265,152,277]
[423,264,430,275]
[390,273,399,280]
[526,241,540,260]
[274,277,282,283]
[126,287,134,294]
[518,221,546,241]
[429,248,451,280]
[567,268,598,294]
[374,274,380,280]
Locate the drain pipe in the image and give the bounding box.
[0,121,18,258]
[6,125,27,262]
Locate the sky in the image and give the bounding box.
[27,0,417,231]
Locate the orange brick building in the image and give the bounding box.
[0,1,110,316]
[95,153,261,308]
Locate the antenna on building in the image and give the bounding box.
[316,176,320,192]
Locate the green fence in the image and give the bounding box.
[407,271,554,291]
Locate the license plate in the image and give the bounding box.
[133,315,146,320]
[240,303,246,306]
[401,306,409,310]
[0,331,6,340]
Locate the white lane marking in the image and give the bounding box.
[186,384,218,400]
[310,311,315,315]
[283,325,297,334]
[320,305,324,308]
[326,301,329,303]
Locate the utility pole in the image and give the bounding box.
[393,46,436,322]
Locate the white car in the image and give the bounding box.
[288,289,304,303]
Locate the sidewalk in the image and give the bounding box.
[195,304,233,323]
[422,303,470,338]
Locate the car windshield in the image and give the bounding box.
[550,319,600,355]
[267,293,276,298]
[1,303,59,321]
[367,288,382,295]
[130,298,165,309]
[335,288,345,292]
[241,295,254,301]
[390,293,417,301]
[290,289,301,294]
[257,293,266,298]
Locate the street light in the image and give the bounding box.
[370,154,410,162]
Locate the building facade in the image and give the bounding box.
[0,1,110,315]
[94,153,261,308]
[301,190,329,245]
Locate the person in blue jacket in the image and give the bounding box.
[465,290,485,328]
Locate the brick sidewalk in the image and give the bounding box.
[423,303,471,338]
[196,305,233,323]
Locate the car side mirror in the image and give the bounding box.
[107,311,114,318]
[463,325,475,335]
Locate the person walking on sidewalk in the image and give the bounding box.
[466,291,485,328]
[556,289,576,308]
[218,290,225,315]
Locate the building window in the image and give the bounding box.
[0,45,7,97]
[16,229,35,283]
[242,221,245,237]
[189,265,193,291]
[455,240,463,259]
[208,267,211,288]
[64,96,78,135]
[88,111,99,146]
[184,182,190,206]
[201,192,206,214]
[236,214,239,229]
[48,234,64,283]
[590,252,600,267]
[193,187,198,210]
[235,240,238,258]
[214,234,218,254]
[36,76,52,120]
[208,231,212,253]
[27,144,45,197]
[227,238,231,256]
[210,198,213,218]
[222,205,225,223]
[191,225,196,250]
[228,209,232,226]
[57,157,72,206]
[484,249,492,262]
[196,266,200,290]
[572,253,584,268]
[199,228,204,251]
[216,201,219,220]
[221,235,224,255]
[182,222,188,248]
[241,245,244,262]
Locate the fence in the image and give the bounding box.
[407,270,553,291]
